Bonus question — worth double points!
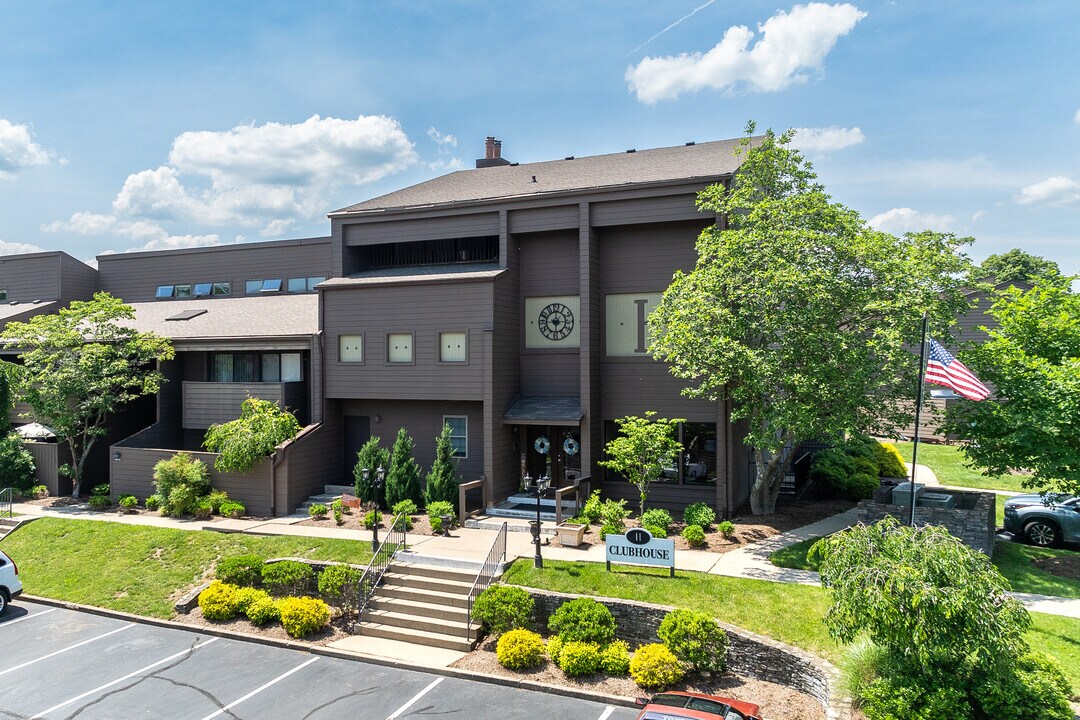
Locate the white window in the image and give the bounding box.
[281,352,302,382]
[444,416,467,458]
[439,331,467,363]
[388,333,413,363]
[339,334,363,363]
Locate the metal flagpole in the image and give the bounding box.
[909,313,930,527]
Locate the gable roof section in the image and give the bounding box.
[332,137,746,215]
[121,294,318,340]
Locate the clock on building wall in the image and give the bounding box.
[538,302,575,341]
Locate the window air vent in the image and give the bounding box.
[166,309,208,321]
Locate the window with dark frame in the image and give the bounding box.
[444,416,467,457]
[602,420,717,486]
[210,352,303,382]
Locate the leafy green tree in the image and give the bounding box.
[648,125,974,514]
[0,362,13,432]
[598,412,683,516]
[945,278,1080,494]
[203,397,301,472]
[978,248,1060,285]
[385,427,422,507]
[353,436,390,507]
[0,292,174,495]
[424,423,460,506]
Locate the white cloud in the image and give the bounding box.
[427,127,458,150]
[971,210,986,223]
[1074,108,1080,124]
[0,239,47,254]
[1014,176,1080,207]
[0,119,52,178]
[792,126,864,152]
[868,207,956,234]
[626,3,867,103]
[260,218,294,237]
[41,212,220,253]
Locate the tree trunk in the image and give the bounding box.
[748,444,796,515]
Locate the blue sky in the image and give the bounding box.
[1,1,1078,274]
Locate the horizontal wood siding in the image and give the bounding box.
[24,441,65,496]
[58,253,100,302]
[182,382,286,429]
[343,213,499,246]
[508,205,579,234]
[491,243,522,501]
[340,399,485,483]
[0,254,60,301]
[278,417,342,515]
[954,292,997,344]
[98,238,331,302]
[601,361,717,420]
[892,399,954,443]
[520,354,580,397]
[518,231,580,395]
[591,193,705,227]
[110,447,273,516]
[599,221,707,293]
[323,282,492,400]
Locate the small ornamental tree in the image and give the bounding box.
[598,412,683,516]
[353,436,390,507]
[203,397,301,473]
[0,292,175,495]
[424,423,460,506]
[385,427,422,508]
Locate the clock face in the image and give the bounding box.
[538,302,575,341]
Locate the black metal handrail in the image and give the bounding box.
[0,487,13,519]
[355,511,408,624]
[465,521,507,640]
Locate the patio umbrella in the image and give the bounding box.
[14,422,58,441]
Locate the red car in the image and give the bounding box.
[635,691,762,720]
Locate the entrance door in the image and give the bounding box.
[523,426,581,486]
[343,415,370,484]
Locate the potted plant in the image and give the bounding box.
[556,516,588,547]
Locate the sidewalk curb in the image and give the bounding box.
[18,595,638,709]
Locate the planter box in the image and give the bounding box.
[556,523,587,547]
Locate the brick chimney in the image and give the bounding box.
[476,136,511,168]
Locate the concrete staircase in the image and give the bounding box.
[0,516,30,540]
[359,560,480,652]
[484,493,578,522]
[295,484,355,514]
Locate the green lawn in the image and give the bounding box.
[0,518,372,618]
[894,441,1030,492]
[505,558,1080,693]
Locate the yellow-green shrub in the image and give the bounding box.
[245,596,280,626]
[557,641,602,676]
[547,635,564,665]
[198,581,241,621]
[278,596,331,638]
[630,643,685,689]
[601,640,631,675]
[496,628,546,670]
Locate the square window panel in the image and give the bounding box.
[439,332,467,362]
[156,285,174,299]
[281,353,302,382]
[287,277,307,293]
[307,276,326,291]
[245,280,262,294]
[339,334,363,363]
[261,354,280,382]
[193,283,212,296]
[212,282,231,296]
[261,279,282,292]
[388,333,413,363]
[174,284,192,298]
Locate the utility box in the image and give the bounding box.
[920,492,956,509]
[891,482,925,507]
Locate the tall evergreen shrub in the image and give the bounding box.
[353,436,390,507]
[385,427,422,507]
[424,423,460,506]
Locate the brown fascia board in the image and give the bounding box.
[319,271,504,292]
[327,175,732,221]
[95,236,332,263]
[167,334,316,346]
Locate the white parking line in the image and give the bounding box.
[0,607,57,628]
[385,676,443,720]
[596,706,617,720]
[0,622,134,677]
[197,656,319,720]
[30,637,220,719]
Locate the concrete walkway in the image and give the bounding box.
[5,491,1079,619]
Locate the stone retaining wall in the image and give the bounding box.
[522,587,850,719]
[858,488,996,554]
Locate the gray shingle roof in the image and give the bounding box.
[503,395,583,424]
[121,294,318,340]
[0,301,61,324]
[333,137,746,214]
[319,262,504,288]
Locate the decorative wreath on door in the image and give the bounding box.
[534,436,551,454]
[562,437,580,456]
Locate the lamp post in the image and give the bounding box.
[527,472,551,569]
[369,465,386,552]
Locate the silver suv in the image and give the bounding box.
[1003,493,1080,547]
[0,549,23,615]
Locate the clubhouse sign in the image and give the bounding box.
[606,527,675,577]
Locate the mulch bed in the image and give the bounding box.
[296,510,442,536]
[1032,554,1080,582]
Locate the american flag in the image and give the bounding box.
[926,339,990,401]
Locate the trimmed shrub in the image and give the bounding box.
[91,483,110,496]
[640,508,672,534]
[630,644,685,689]
[30,484,48,499]
[88,495,110,509]
[658,609,728,672]
[145,494,162,512]
[860,675,971,720]
[599,498,629,530]
[548,598,616,645]
[220,500,245,518]
[681,524,706,546]
[261,560,315,596]
[364,508,381,530]
[599,523,623,540]
[876,442,908,478]
[496,629,546,670]
[391,499,416,530]
[245,595,280,626]
[601,640,631,675]
[317,564,362,612]
[558,641,602,676]
[234,586,267,613]
[118,495,137,512]
[580,489,603,524]
[717,520,736,538]
[207,490,229,514]
[844,472,880,500]
[547,635,564,665]
[153,452,211,516]
[643,524,667,538]
[427,500,456,534]
[308,503,329,518]
[683,502,715,528]
[198,581,241,621]
[278,596,331,638]
[977,651,1073,720]
[0,432,36,492]
[216,554,263,586]
[194,498,213,519]
[472,585,533,635]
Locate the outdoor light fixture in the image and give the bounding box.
[527,472,551,569]
[113,451,122,462]
[370,465,386,552]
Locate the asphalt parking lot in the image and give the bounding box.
[0,601,639,720]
